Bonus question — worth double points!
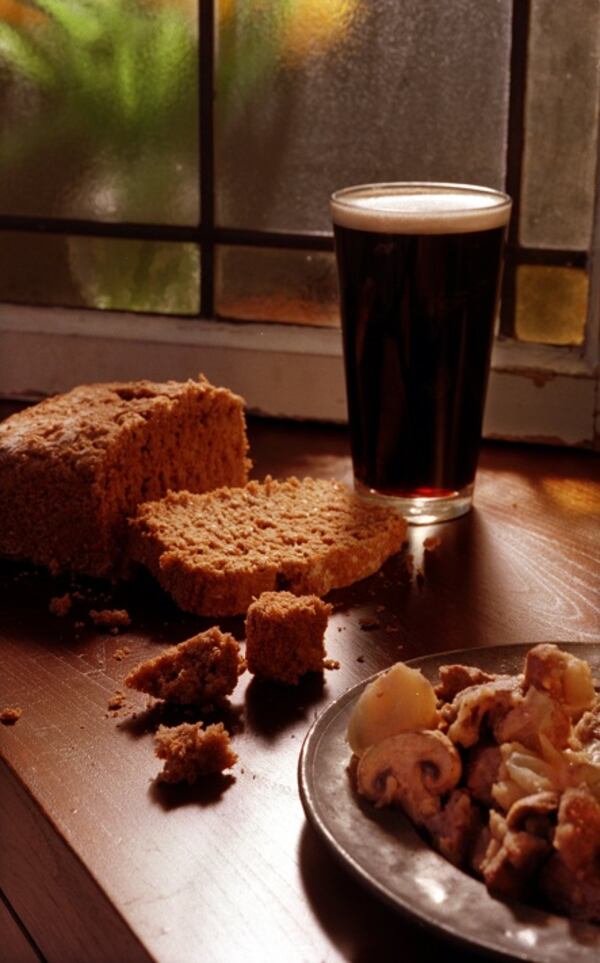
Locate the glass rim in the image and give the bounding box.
[330,182,512,234]
[330,181,512,211]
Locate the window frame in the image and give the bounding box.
[0,0,598,449]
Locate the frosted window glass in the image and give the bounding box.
[0,1,199,225]
[216,246,339,327]
[215,0,512,232]
[515,265,588,346]
[0,232,200,314]
[520,0,600,250]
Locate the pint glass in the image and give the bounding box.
[331,183,511,524]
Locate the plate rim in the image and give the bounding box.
[298,642,600,962]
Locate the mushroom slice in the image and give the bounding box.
[505,790,559,840]
[356,729,461,824]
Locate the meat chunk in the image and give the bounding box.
[478,806,552,901]
[493,686,571,752]
[435,664,499,703]
[572,702,600,748]
[424,789,482,867]
[445,677,521,748]
[539,788,600,922]
[552,786,600,877]
[524,644,595,719]
[466,744,502,807]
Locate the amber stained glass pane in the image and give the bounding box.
[216,246,339,327]
[515,265,588,346]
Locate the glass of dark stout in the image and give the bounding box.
[331,182,511,524]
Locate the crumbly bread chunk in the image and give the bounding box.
[90,608,131,628]
[245,591,334,685]
[0,706,22,725]
[154,722,237,784]
[0,377,250,577]
[124,627,245,708]
[49,593,72,617]
[129,476,407,616]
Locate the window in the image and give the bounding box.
[0,0,598,448]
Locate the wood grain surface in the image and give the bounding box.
[1,414,599,963]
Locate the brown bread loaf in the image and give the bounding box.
[129,476,407,616]
[0,377,250,576]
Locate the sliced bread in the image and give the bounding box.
[128,476,407,616]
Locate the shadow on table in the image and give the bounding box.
[244,673,326,740]
[149,772,236,811]
[297,822,489,963]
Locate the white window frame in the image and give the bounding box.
[0,284,598,448]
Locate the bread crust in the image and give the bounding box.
[0,377,250,576]
[129,476,407,616]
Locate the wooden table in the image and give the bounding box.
[1,416,599,963]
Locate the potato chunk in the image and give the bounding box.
[347,662,438,756]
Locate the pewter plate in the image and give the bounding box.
[298,643,600,962]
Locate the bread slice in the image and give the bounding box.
[0,377,250,576]
[128,476,407,616]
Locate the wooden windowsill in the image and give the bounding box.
[0,416,599,962]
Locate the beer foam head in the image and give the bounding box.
[331,183,511,234]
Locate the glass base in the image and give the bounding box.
[354,481,474,525]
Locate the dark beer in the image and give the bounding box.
[332,184,511,521]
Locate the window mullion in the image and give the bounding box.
[200,0,216,318]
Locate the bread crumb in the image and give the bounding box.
[154,721,237,784]
[1,706,22,725]
[113,646,130,661]
[49,593,72,617]
[359,617,380,631]
[90,608,131,628]
[423,535,442,552]
[245,592,333,685]
[107,690,126,712]
[125,627,245,708]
